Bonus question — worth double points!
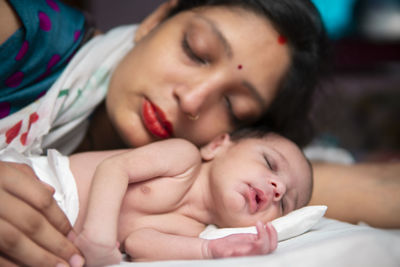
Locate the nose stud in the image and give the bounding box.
[187,113,200,121]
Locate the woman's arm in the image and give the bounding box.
[0,0,21,45]
[125,222,277,261]
[310,162,400,228]
[0,161,84,267]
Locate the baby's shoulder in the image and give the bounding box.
[156,138,198,152]
[150,138,201,164]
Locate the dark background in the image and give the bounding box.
[63,0,164,30]
[64,0,400,163]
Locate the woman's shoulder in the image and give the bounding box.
[0,0,21,45]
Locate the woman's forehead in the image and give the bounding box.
[178,7,290,106]
[175,6,279,42]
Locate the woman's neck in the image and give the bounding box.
[75,101,126,153]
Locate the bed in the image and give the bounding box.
[114,207,400,267]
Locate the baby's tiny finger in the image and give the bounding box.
[255,221,265,239]
[265,222,278,251]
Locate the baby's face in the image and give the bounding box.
[105,6,289,148]
[208,134,312,228]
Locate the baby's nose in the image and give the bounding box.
[269,179,286,202]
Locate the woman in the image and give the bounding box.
[0,0,324,265]
[1,0,324,155]
[1,0,399,266]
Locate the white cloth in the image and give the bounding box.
[0,25,137,155]
[199,205,327,242]
[117,218,400,267]
[0,149,79,224]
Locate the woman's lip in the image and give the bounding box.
[142,99,173,139]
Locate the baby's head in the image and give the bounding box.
[200,129,313,228]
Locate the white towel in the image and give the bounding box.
[199,205,327,242]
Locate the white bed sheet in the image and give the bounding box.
[114,218,400,267]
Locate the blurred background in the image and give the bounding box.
[64,0,400,163]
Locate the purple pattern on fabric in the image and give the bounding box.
[46,0,60,11]
[66,50,77,63]
[47,54,61,69]
[5,71,24,88]
[0,102,11,119]
[74,30,81,42]
[37,90,47,99]
[15,41,29,61]
[35,54,61,82]
[38,12,52,31]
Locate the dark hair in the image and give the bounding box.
[229,127,271,141]
[167,0,329,147]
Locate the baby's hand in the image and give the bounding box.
[73,231,122,267]
[205,221,277,259]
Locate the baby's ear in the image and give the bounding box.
[134,0,178,43]
[200,133,231,161]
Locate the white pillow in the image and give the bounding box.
[199,205,327,242]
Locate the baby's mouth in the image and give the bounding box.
[142,98,173,139]
[247,186,267,214]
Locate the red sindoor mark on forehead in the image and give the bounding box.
[238,64,243,70]
[278,35,287,45]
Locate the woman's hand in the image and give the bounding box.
[204,221,278,259]
[0,161,84,267]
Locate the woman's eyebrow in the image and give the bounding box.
[194,14,267,109]
[194,14,233,58]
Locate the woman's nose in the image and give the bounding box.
[173,82,214,118]
[269,179,286,202]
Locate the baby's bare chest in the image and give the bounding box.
[122,176,193,213]
[117,176,199,240]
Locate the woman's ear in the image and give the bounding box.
[134,0,178,43]
[200,133,231,161]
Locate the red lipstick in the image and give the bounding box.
[142,99,173,139]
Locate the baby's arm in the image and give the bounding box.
[73,139,200,266]
[125,222,277,261]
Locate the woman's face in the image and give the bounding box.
[106,6,290,148]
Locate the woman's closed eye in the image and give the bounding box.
[224,96,241,125]
[182,33,208,65]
